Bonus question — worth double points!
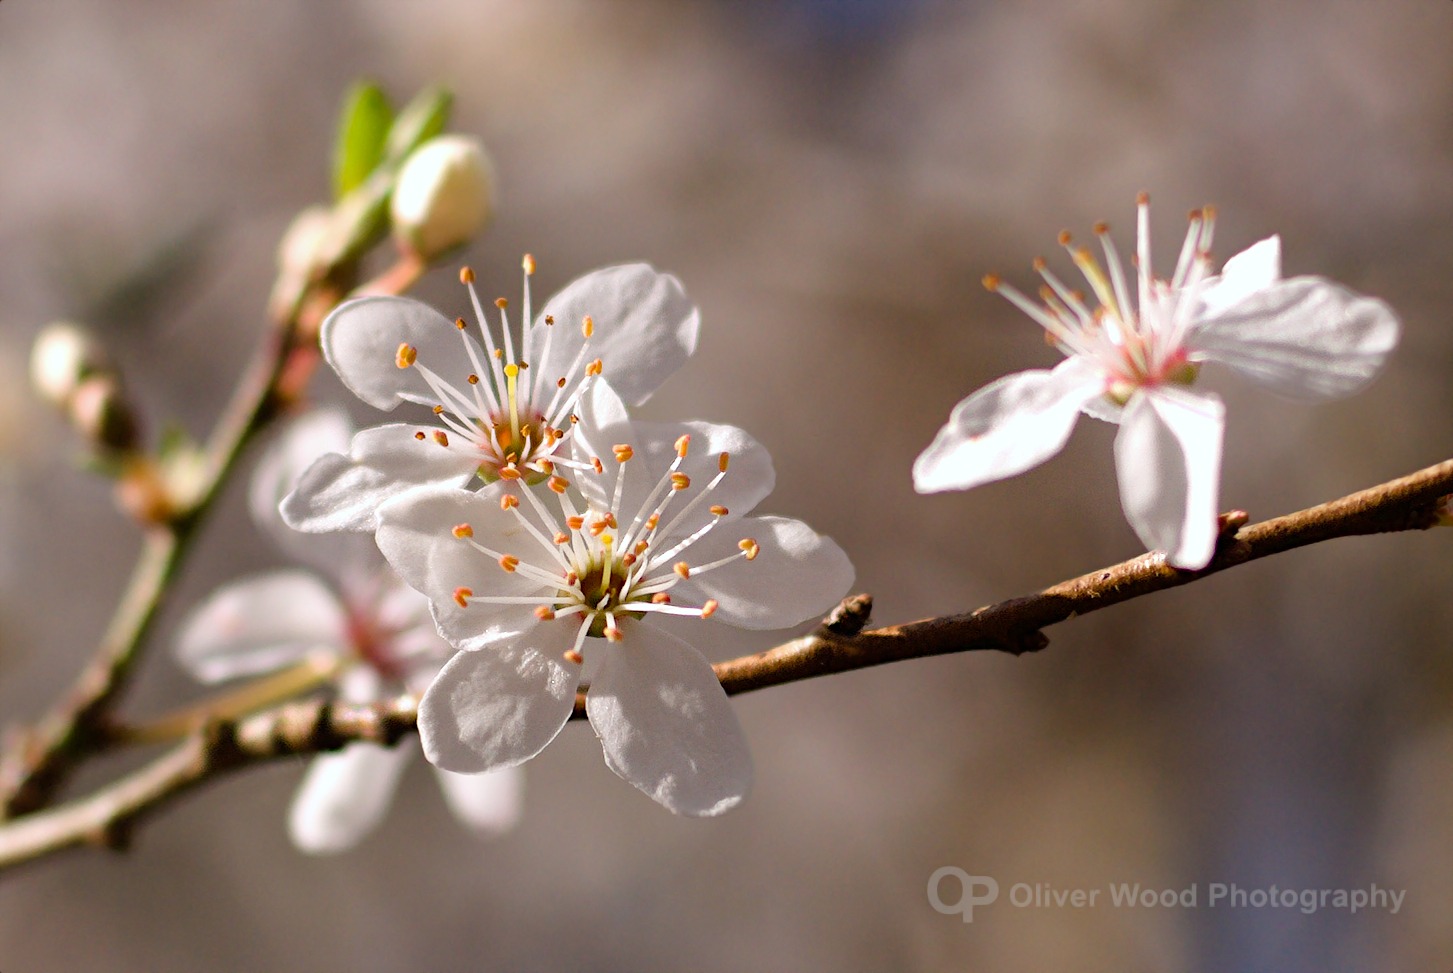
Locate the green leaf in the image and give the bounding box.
[332,82,394,201]
[384,86,453,163]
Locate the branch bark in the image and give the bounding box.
[0,456,1447,874]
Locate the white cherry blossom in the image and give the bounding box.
[282,258,699,533]
[374,383,854,816]
[176,409,523,853]
[914,195,1400,569]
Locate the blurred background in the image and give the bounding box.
[3,0,1453,969]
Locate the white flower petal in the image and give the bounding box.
[287,741,413,854]
[280,424,481,533]
[1197,235,1281,317]
[248,408,352,534]
[250,410,378,569]
[569,380,634,510]
[672,514,853,630]
[913,358,1104,493]
[1114,388,1225,570]
[533,264,699,407]
[1191,277,1400,398]
[322,296,468,410]
[584,624,751,816]
[374,486,542,651]
[433,765,525,836]
[417,633,579,773]
[176,570,347,683]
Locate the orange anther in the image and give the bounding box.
[522,253,536,275]
[613,444,634,463]
[535,606,556,621]
[499,555,520,573]
[670,472,690,491]
[674,434,690,458]
[452,586,473,607]
[581,315,594,338]
[566,515,585,530]
[585,358,603,377]
[459,266,476,284]
[500,494,520,510]
[548,475,569,494]
[452,523,474,538]
[701,599,719,619]
[674,562,691,579]
[395,343,417,368]
[651,592,671,604]
[738,538,760,561]
[709,505,728,516]
[433,430,449,447]
[563,649,583,664]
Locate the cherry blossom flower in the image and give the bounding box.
[177,409,522,853]
[914,195,1401,569]
[282,258,699,533]
[374,383,854,816]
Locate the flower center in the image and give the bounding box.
[448,435,754,664]
[983,194,1218,405]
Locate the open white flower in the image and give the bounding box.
[282,258,700,533]
[177,410,523,853]
[914,195,1400,569]
[374,383,854,816]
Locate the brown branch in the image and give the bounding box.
[0,698,417,872]
[0,456,1448,873]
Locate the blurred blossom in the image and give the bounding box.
[176,408,523,853]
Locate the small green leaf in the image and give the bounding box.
[332,82,394,201]
[385,86,453,163]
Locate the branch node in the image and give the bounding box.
[820,593,873,637]
[1008,629,1050,656]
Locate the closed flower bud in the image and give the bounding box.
[68,375,140,455]
[277,205,334,280]
[30,322,110,408]
[390,134,494,259]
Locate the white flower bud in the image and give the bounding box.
[68,375,140,454]
[30,322,110,408]
[277,205,334,279]
[390,134,494,259]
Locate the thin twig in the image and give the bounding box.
[1,456,1446,872]
[0,259,425,819]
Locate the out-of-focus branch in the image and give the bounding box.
[0,456,1447,873]
[0,259,424,820]
[0,698,418,872]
